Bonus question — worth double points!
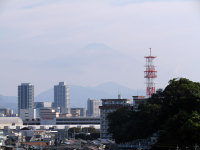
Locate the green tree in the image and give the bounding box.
[163,78,200,114]
[107,105,162,143]
[68,127,81,138]
[107,108,133,143]
[107,78,200,148]
[82,127,98,133]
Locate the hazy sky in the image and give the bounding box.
[0,0,200,96]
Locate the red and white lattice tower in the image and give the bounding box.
[144,48,157,97]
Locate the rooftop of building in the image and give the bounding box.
[21,83,32,85]
[59,81,65,85]
[0,117,23,125]
[101,98,131,101]
[23,141,47,147]
[132,96,146,99]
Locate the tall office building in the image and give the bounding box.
[54,82,70,114]
[18,83,34,116]
[87,99,100,117]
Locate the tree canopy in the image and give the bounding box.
[107,78,200,148]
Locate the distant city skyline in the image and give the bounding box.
[0,0,200,96]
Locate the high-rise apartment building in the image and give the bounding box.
[54,82,70,114]
[87,99,100,117]
[18,83,34,116]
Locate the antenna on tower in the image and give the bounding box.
[144,48,157,97]
[117,88,122,99]
[150,48,151,56]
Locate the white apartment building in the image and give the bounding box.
[87,99,100,117]
[99,98,131,139]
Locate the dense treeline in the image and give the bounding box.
[107,78,200,149]
[68,127,100,140]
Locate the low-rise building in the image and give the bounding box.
[0,108,13,117]
[79,108,87,117]
[59,113,72,118]
[40,108,59,125]
[0,117,23,129]
[34,102,53,118]
[20,108,37,121]
[56,117,100,125]
[71,108,86,117]
[71,108,81,117]
[133,96,146,106]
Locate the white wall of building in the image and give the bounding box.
[20,108,36,120]
[87,99,100,117]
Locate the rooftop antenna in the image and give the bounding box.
[118,88,122,99]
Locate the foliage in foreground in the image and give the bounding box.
[107,78,200,148]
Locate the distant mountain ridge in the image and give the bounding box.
[0,82,145,112]
[35,82,145,107]
[0,95,18,113]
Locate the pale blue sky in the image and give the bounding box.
[0,0,200,96]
